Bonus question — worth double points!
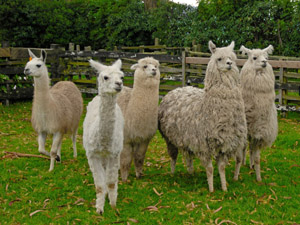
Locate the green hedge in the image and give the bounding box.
[0,0,299,56]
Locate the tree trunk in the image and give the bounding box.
[144,0,157,11]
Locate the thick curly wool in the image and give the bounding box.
[24,49,83,172]
[117,57,160,181]
[158,41,247,192]
[240,45,278,181]
[83,59,124,214]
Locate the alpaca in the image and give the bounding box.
[117,57,160,182]
[24,49,83,171]
[240,45,278,181]
[83,59,124,214]
[158,41,247,192]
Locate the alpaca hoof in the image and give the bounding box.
[96,208,104,215]
[233,176,238,181]
[55,155,61,162]
[256,177,262,182]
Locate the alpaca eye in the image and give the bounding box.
[144,65,147,69]
[104,76,109,80]
[217,58,222,61]
[36,64,41,68]
[253,57,257,60]
[121,76,124,80]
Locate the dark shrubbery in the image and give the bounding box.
[0,0,299,56]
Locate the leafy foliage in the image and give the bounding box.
[0,0,299,56]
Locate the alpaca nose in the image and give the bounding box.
[24,68,30,75]
[152,68,157,76]
[227,61,232,65]
[262,60,267,67]
[115,81,122,87]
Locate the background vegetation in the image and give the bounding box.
[0,100,299,224]
[0,0,299,56]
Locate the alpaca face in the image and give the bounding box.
[24,49,47,78]
[209,41,237,72]
[89,59,124,94]
[131,57,160,80]
[240,45,273,71]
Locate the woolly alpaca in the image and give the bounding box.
[83,59,124,214]
[158,41,247,192]
[240,45,278,181]
[117,57,160,181]
[24,49,83,171]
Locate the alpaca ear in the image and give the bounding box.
[263,45,274,55]
[28,49,37,59]
[240,45,250,56]
[208,40,217,54]
[89,59,107,72]
[41,50,47,62]
[113,59,122,70]
[228,41,235,51]
[130,63,138,70]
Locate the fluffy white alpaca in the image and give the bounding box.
[83,59,124,214]
[240,45,278,181]
[24,49,83,171]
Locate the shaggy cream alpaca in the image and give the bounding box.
[158,41,247,192]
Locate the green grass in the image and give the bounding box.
[0,101,299,224]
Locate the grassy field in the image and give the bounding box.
[0,100,299,224]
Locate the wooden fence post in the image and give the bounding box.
[182,50,186,87]
[69,43,74,51]
[155,38,159,46]
[50,44,61,82]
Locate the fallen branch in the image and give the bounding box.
[3,151,50,160]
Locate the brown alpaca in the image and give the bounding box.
[24,49,83,171]
[117,57,160,181]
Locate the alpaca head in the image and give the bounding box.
[89,59,124,94]
[131,57,160,80]
[24,49,48,78]
[240,45,273,71]
[208,41,237,72]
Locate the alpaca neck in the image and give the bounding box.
[98,93,117,148]
[33,73,51,109]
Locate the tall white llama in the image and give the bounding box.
[24,49,83,171]
[83,59,124,214]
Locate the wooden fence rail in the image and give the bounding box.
[1,44,300,112]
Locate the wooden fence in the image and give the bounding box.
[0,43,300,112]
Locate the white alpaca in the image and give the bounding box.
[83,59,124,214]
[24,49,83,171]
[117,57,160,181]
[158,41,247,192]
[240,45,278,181]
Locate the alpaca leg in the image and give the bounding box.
[250,149,254,169]
[38,132,49,156]
[120,143,133,182]
[134,140,149,179]
[185,152,194,174]
[71,129,78,158]
[234,149,243,181]
[217,156,228,191]
[166,141,178,174]
[87,153,106,214]
[106,155,120,209]
[56,139,62,162]
[49,132,63,171]
[242,146,247,166]
[253,149,262,182]
[204,159,214,192]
